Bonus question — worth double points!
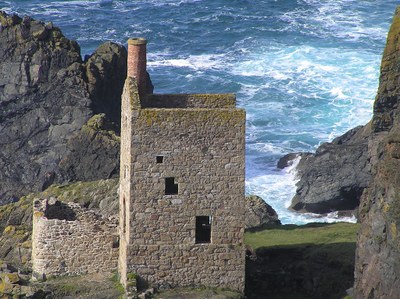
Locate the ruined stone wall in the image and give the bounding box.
[32,198,119,279]
[119,76,246,291]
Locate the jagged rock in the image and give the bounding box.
[288,124,371,214]
[0,11,128,204]
[245,195,280,229]
[354,6,400,298]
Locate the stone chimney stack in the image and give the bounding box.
[127,38,147,95]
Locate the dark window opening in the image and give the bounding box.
[165,177,178,195]
[196,216,211,244]
[156,156,164,163]
[112,236,119,248]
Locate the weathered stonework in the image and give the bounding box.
[119,39,246,293]
[32,198,119,279]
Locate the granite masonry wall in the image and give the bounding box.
[32,198,119,279]
[119,76,246,292]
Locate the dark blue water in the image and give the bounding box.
[1,0,398,223]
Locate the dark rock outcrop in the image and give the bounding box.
[0,11,127,204]
[288,124,371,214]
[245,195,280,228]
[353,7,400,298]
[0,11,89,204]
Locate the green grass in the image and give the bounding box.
[40,179,118,206]
[245,222,360,250]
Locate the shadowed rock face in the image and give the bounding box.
[353,6,400,298]
[0,11,127,204]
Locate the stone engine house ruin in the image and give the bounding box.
[119,38,246,293]
[31,37,246,295]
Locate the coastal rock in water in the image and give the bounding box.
[288,124,371,214]
[354,6,400,298]
[0,11,126,204]
[277,153,302,169]
[245,195,281,228]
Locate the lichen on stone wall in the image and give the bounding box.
[138,108,245,128]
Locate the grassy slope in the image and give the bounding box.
[245,222,359,249]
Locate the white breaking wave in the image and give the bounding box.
[148,53,227,71]
[246,155,357,224]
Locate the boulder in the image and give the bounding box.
[245,195,280,229]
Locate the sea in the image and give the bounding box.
[1,0,398,224]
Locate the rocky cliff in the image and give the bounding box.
[0,11,129,204]
[353,7,400,298]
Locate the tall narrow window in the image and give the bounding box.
[165,177,178,195]
[122,197,126,234]
[196,216,211,244]
[112,236,119,248]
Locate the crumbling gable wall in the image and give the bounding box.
[32,198,119,279]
